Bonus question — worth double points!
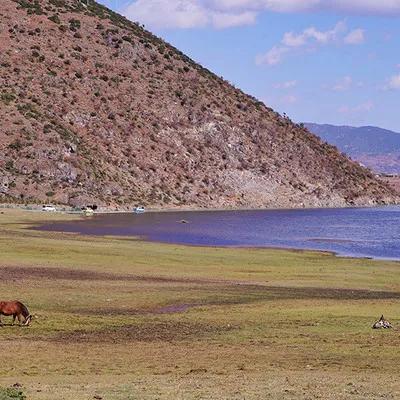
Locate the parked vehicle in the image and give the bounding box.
[133,206,145,213]
[82,207,94,216]
[42,205,56,212]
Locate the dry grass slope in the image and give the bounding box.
[0,0,398,209]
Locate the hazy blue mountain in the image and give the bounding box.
[304,123,400,174]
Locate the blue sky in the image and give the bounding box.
[100,0,400,131]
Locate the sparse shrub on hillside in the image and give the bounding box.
[48,14,60,24]
[43,124,52,134]
[16,0,44,15]
[17,103,41,120]
[5,161,14,171]
[0,93,16,105]
[8,139,23,151]
[68,18,81,31]
[49,0,67,7]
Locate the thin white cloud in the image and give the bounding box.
[273,80,297,89]
[386,74,400,90]
[212,10,257,29]
[325,0,400,16]
[122,0,256,29]
[282,22,346,47]
[344,29,365,44]
[256,46,288,66]
[281,94,298,104]
[257,21,363,66]
[207,0,400,15]
[122,0,400,30]
[333,76,353,91]
[123,0,208,29]
[339,101,374,113]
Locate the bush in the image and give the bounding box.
[8,139,23,151]
[17,103,41,119]
[0,93,16,105]
[16,0,44,15]
[68,18,81,31]
[0,386,25,400]
[5,160,14,171]
[48,14,60,24]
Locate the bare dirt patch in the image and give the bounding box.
[71,286,400,319]
[243,285,400,301]
[52,321,235,343]
[3,266,400,303]
[74,304,201,317]
[0,266,205,284]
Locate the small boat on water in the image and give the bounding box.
[133,206,145,214]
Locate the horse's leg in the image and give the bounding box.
[17,314,22,326]
[12,314,16,326]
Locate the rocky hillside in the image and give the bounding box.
[0,0,398,209]
[305,123,400,175]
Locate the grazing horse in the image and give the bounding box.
[0,301,32,326]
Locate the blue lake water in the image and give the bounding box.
[37,206,400,260]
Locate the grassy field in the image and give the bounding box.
[0,209,400,399]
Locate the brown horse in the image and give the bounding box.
[0,301,32,326]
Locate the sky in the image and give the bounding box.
[99,0,400,132]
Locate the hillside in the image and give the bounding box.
[0,0,398,209]
[305,123,400,175]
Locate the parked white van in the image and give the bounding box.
[42,205,56,212]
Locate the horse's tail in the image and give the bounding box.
[19,302,32,325]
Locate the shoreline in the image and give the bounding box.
[34,228,400,263]
[1,202,399,215]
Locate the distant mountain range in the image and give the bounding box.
[304,123,400,175]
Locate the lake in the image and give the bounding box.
[36,206,400,260]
